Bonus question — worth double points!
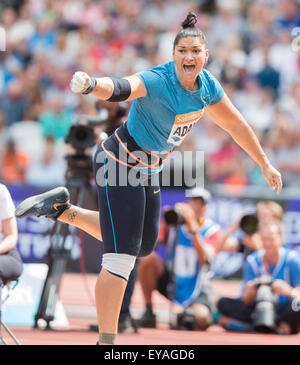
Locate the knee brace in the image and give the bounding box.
[102,253,136,281]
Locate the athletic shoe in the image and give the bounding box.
[118,314,139,334]
[15,187,71,220]
[138,309,156,328]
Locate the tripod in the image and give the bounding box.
[33,153,97,330]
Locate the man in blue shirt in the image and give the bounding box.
[138,187,221,330]
[217,219,300,334]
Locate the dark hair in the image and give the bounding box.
[173,12,206,49]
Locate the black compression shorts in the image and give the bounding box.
[93,123,166,258]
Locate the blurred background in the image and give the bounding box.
[0,0,300,275]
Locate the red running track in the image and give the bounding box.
[2,273,300,345]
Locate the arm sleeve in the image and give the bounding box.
[0,186,15,221]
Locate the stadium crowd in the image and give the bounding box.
[0,0,300,188]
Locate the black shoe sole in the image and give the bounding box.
[15,187,70,219]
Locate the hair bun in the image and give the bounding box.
[181,12,197,29]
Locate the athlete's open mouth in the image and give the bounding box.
[183,65,196,73]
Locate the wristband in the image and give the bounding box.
[82,77,97,95]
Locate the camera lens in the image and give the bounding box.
[164,209,179,225]
[164,208,185,225]
[240,214,259,235]
[75,126,89,141]
[65,125,96,150]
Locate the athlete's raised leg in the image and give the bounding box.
[15,186,102,241]
[58,206,102,241]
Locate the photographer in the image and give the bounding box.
[138,187,221,330]
[217,219,300,334]
[217,201,284,258]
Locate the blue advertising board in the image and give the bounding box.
[6,185,300,276]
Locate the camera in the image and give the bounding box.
[240,214,258,235]
[164,205,185,225]
[175,308,197,331]
[65,106,109,154]
[252,275,277,333]
[65,124,96,153]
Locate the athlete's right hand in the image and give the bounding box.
[261,163,282,195]
[70,71,91,93]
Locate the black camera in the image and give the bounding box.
[164,205,185,225]
[65,124,96,152]
[240,214,259,235]
[175,308,197,331]
[252,275,277,333]
[65,106,109,154]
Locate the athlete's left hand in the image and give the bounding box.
[261,164,282,195]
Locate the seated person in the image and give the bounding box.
[217,219,300,334]
[138,187,221,330]
[0,184,23,286]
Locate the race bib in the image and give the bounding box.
[167,110,204,146]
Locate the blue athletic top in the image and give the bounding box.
[241,247,300,305]
[127,61,224,154]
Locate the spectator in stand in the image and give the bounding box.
[223,157,249,191]
[268,28,298,93]
[0,111,7,158]
[0,78,29,126]
[206,133,242,184]
[27,13,57,54]
[138,188,221,330]
[242,88,275,134]
[47,28,77,70]
[255,49,280,99]
[210,0,246,46]
[26,135,66,188]
[278,80,300,125]
[0,138,29,185]
[38,95,74,141]
[272,127,300,187]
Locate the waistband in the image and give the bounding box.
[101,122,172,172]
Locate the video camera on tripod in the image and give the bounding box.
[64,104,110,181]
[34,103,109,330]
